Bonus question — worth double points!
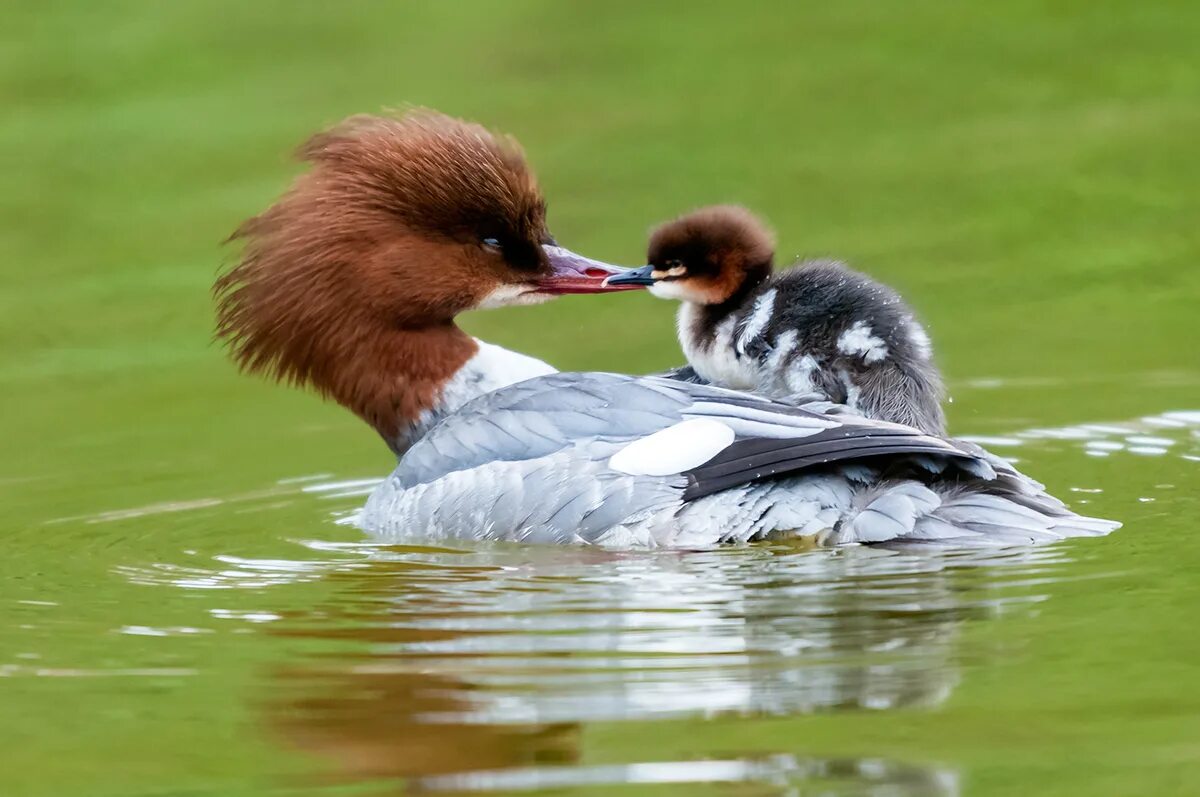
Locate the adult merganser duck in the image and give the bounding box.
[216,110,1118,548]
[608,206,945,435]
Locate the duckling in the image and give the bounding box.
[609,205,946,435]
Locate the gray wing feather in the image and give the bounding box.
[361,372,1117,548]
[656,364,709,384]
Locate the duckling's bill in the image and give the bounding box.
[602,265,658,287]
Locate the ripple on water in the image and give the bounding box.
[98,409,1193,727]
[231,540,1084,791]
[272,543,1085,724]
[82,407,1195,791]
[960,408,1200,462]
[418,754,960,795]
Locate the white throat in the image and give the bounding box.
[444,339,557,409]
[405,339,556,445]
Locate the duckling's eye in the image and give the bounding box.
[481,237,502,252]
[650,259,689,280]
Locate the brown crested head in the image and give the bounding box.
[220,110,550,335]
[643,205,775,305]
[215,110,631,445]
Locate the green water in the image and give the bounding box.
[4,2,1199,795]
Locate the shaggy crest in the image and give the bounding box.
[214,110,549,441]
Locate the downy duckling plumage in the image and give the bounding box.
[610,205,945,435]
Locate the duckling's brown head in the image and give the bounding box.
[608,205,775,305]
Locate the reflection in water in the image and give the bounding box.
[259,542,1071,791]
[99,406,1192,792]
[420,755,959,795]
[275,663,582,784]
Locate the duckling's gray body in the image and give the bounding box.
[678,259,946,435]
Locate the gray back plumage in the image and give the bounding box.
[359,372,1116,547]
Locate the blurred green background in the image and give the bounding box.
[2,2,1199,796]
[6,0,1199,497]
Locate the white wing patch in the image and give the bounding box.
[608,418,736,476]
[837,321,888,363]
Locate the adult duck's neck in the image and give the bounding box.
[321,321,555,457]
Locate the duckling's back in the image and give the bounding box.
[728,259,947,434]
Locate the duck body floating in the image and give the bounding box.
[216,111,1118,548]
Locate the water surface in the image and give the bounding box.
[5,395,1199,796]
[5,3,1200,794]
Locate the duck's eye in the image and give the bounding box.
[481,237,503,251]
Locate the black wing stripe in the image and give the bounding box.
[689,438,961,487]
[683,436,977,501]
[691,428,958,480]
[700,427,941,469]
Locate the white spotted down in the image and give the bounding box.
[838,369,862,409]
[608,418,736,476]
[908,319,933,360]
[762,329,799,392]
[785,354,820,395]
[737,289,777,356]
[837,321,888,364]
[678,305,757,390]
